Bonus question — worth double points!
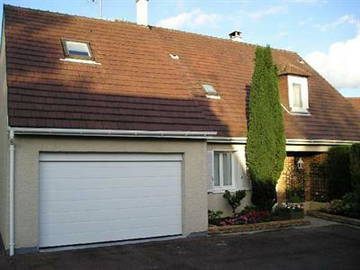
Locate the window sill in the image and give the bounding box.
[60,58,101,65]
[290,109,311,116]
[206,95,221,100]
[208,188,238,194]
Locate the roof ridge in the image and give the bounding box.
[3,4,298,55]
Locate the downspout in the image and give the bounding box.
[9,129,15,256]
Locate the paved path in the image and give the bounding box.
[1,224,359,269]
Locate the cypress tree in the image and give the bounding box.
[246,46,286,210]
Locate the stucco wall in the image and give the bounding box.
[13,136,208,250]
[0,28,9,249]
[207,143,252,217]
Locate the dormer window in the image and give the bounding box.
[202,84,220,99]
[62,39,93,60]
[287,75,309,114]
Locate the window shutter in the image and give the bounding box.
[207,151,214,191]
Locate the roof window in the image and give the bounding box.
[202,84,220,99]
[62,39,93,60]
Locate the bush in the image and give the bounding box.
[208,210,223,225]
[246,46,286,210]
[327,146,352,199]
[327,186,360,219]
[251,180,276,211]
[350,143,360,189]
[223,190,246,216]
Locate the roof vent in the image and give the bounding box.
[229,31,242,42]
[136,0,149,26]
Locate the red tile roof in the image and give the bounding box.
[347,98,360,115]
[4,5,360,141]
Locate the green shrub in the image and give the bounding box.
[251,180,276,211]
[327,200,345,215]
[327,146,352,199]
[342,186,360,218]
[246,46,286,210]
[208,210,223,225]
[350,143,360,189]
[223,190,247,216]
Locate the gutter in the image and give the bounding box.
[10,128,217,139]
[8,129,15,256]
[206,137,359,146]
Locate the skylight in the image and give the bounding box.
[202,84,217,95]
[202,84,220,99]
[62,39,93,60]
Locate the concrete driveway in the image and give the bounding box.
[1,224,359,270]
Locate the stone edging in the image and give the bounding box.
[208,219,310,234]
[308,211,360,226]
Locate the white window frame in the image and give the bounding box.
[202,83,221,99]
[287,75,309,114]
[211,151,236,192]
[61,39,94,60]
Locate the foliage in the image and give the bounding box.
[326,186,360,219]
[246,45,286,184]
[219,211,271,226]
[246,46,286,210]
[208,210,223,225]
[350,143,360,189]
[272,202,304,220]
[326,146,352,199]
[309,162,329,202]
[240,205,258,215]
[251,180,277,211]
[223,190,247,216]
[327,200,346,215]
[287,186,305,203]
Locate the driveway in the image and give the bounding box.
[1,224,359,270]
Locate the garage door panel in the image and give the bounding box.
[40,205,181,225]
[40,195,181,212]
[41,223,182,247]
[39,153,182,247]
[41,161,180,178]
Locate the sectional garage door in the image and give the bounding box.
[39,153,183,248]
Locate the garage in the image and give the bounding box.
[39,153,183,248]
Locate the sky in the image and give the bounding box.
[0,0,359,97]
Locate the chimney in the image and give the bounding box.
[229,31,242,42]
[136,0,149,26]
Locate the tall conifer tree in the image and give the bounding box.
[246,46,286,209]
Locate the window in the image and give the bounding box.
[202,84,220,99]
[287,75,309,113]
[292,83,303,108]
[62,39,93,60]
[213,152,234,189]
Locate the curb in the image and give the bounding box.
[308,211,360,227]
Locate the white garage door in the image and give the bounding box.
[39,153,182,248]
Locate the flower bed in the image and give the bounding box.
[209,219,310,234]
[209,203,305,230]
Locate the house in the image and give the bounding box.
[0,2,359,255]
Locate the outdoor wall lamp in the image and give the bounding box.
[297,157,304,170]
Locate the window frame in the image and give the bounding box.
[287,75,309,114]
[61,38,94,61]
[212,151,236,191]
[202,83,220,99]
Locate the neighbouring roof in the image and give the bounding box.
[347,98,360,114]
[3,5,360,141]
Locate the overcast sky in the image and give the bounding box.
[1,0,359,97]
